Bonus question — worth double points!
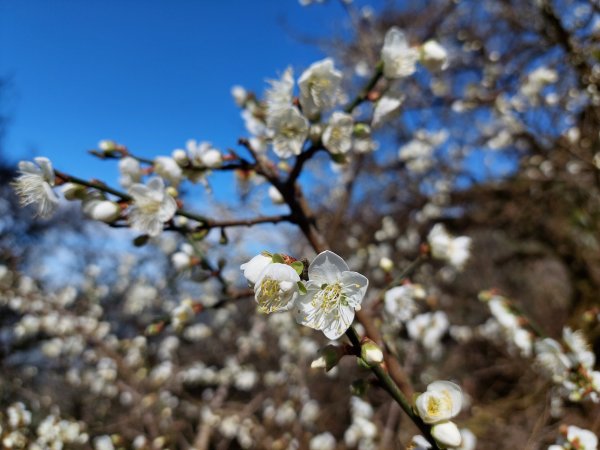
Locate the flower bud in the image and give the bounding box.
[88,200,121,223]
[379,257,394,272]
[361,339,384,366]
[431,421,462,448]
[172,149,189,166]
[420,40,448,71]
[62,182,87,200]
[310,344,344,372]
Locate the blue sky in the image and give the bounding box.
[0,0,372,185]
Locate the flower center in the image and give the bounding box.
[312,282,346,313]
[257,277,285,313]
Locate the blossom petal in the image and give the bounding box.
[340,271,368,308]
[308,250,349,284]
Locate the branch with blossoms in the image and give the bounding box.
[11,22,492,450]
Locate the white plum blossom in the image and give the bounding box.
[186,139,223,169]
[384,283,425,324]
[420,40,449,71]
[535,338,572,383]
[415,380,463,424]
[428,223,472,270]
[154,156,183,186]
[309,432,336,450]
[407,311,449,357]
[372,91,405,127]
[118,156,142,188]
[298,58,343,118]
[563,327,595,369]
[550,425,598,450]
[269,106,309,158]
[254,263,300,313]
[294,250,368,340]
[12,157,59,218]
[322,112,354,154]
[171,243,195,271]
[266,67,294,115]
[231,85,248,106]
[381,27,419,79]
[127,177,177,236]
[240,254,273,286]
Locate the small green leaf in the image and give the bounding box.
[291,260,305,275]
[297,281,307,295]
[272,253,285,264]
[261,250,273,258]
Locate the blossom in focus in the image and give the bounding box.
[415,380,462,424]
[240,254,274,286]
[127,177,177,237]
[294,250,368,340]
[298,58,343,118]
[254,263,300,313]
[322,112,354,154]
[12,157,59,218]
[381,27,419,79]
[269,106,309,158]
[427,223,472,270]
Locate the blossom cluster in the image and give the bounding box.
[241,250,368,340]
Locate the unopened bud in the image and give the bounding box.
[89,201,121,223]
[62,182,87,200]
[431,421,462,447]
[379,257,394,272]
[311,344,344,372]
[361,339,384,366]
[172,149,189,166]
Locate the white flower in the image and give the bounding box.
[186,140,222,169]
[127,177,177,236]
[118,156,142,188]
[309,432,336,450]
[431,421,462,448]
[428,224,471,270]
[13,157,59,218]
[322,112,354,154]
[420,40,449,71]
[294,250,368,340]
[240,254,273,285]
[231,85,248,106]
[535,338,572,382]
[266,67,294,115]
[154,156,183,186]
[254,263,300,313]
[171,243,195,271]
[381,27,419,79]
[269,106,309,158]
[384,284,425,324]
[372,91,405,127]
[298,58,343,118]
[407,311,449,354]
[415,380,462,424]
[563,327,595,369]
[411,435,432,449]
[566,425,598,450]
[353,123,378,153]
